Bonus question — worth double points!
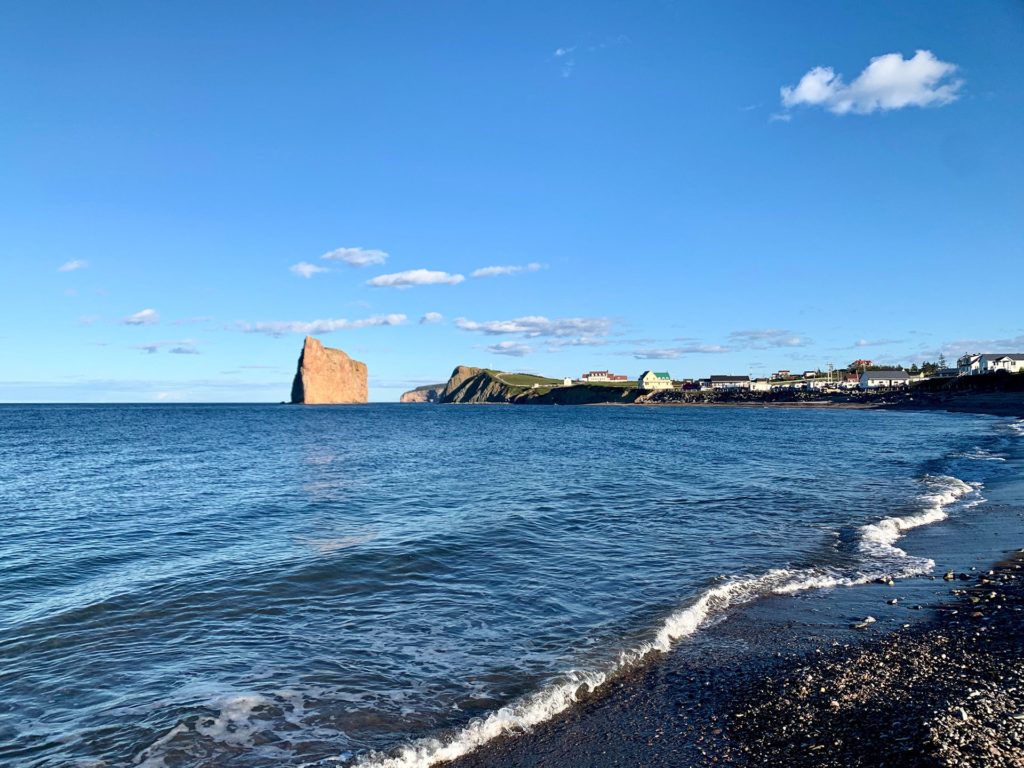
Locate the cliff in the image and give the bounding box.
[290,336,368,404]
[399,384,445,403]
[434,365,643,405]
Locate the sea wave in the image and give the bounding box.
[356,474,982,768]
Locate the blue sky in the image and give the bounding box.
[1,1,1021,402]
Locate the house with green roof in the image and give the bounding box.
[638,370,674,391]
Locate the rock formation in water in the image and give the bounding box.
[399,384,445,403]
[290,336,368,404]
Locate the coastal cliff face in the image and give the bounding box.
[434,365,642,405]
[399,384,444,403]
[290,336,368,404]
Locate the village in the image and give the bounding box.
[557,353,1024,393]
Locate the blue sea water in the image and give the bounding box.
[0,404,1021,768]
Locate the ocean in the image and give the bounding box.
[1,404,1021,767]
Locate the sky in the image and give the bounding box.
[1,1,1022,402]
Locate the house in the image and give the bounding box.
[957,353,1024,376]
[771,370,791,380]
[751,378,771,392]
[579,370,630,383]
[859,369,911,389]
[710,375,751,391]
[850,359,874,370]
[562,377,574,387]
[838,373,861,389]
[980,354,1024,375]
[803,370,818,379]
[638,371,674,390]
[957,354,982,376]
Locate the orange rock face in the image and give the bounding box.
[290,336,368,404]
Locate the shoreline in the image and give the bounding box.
[387,415,1024,768]
[443,550,1024,768]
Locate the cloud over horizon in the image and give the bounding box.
[456,315,612,338]
[780,50,962,116]
[58,260,88,272]
[290,261,329,278]
[487,341,532,357]
[367,269,465,288]
[239,314,408,337]
[420,312,444,324]
[472,263,542,278]
[729,329,810,348]
[122,309,160,326]
[321,247,388,267]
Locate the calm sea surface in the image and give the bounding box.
[1,404,1020,767]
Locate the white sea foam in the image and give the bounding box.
[357,473,983,768]
[195,693,274,746]
[954,448,1007,462]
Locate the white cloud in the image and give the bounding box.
[366,269,464,288]
[290,261,329,278]
[321,247,388,267]
[455,315,612,338]
[420,312,444,324]
[58,260,88,272]
[123,308,160,326]
[487,341,532,357]
[729,329,809,348]
[239,314,407,337]
[471,263,542,278]
[780,50,962,115]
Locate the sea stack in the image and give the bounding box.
[290,336,368,404]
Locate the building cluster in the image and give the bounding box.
[555,352,1024,393]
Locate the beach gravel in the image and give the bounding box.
[720,553,1024,767]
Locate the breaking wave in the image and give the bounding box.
[357,474,982,768]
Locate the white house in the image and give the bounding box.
[710,375,751,391]
[859,370,911,389]
[750,379,771,392]
[562,378,574,387]
[980,354,1024,375]
[638,371,674,390]
[957,353,1024,376]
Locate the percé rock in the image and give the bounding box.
[290,336,368,404]
[399,384,445,403]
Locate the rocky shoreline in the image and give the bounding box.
[443,550,1024,768]
[719,551,1024,767]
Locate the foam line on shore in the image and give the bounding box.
[357,474,982,768]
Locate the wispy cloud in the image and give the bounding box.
[729,329,810,348]
[367,269,464,288]
[625,342,729,360]
[239,314,407,337]
[932,334,1024,359]
[487,341,532,357]
[420,312,444,324]
[631,348,685,360]
[321,247,388,267]
[472,263,542,278]
[853,338,902,348]
[290,261,329,278]
[456,315,612,338]
[133,339,199,355]
[552,36,629,78]
[58,260,88,272]
[780,50,962,116]
[122,308,160,326]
